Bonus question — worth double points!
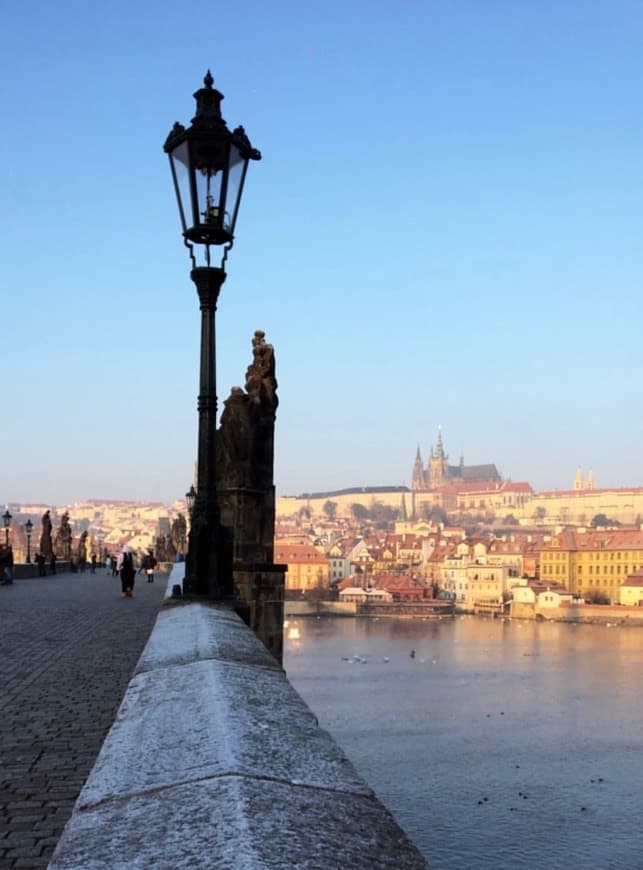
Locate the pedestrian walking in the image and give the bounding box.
[117,547,136,598]
[90,554,97,574]
[144,553,157,583]
[110,555,118,577]
[0,545,13,585]
[50,552,57,575]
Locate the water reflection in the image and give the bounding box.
[285,616,643,870]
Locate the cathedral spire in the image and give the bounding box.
[412,445,426,491]
[434,426,445,459]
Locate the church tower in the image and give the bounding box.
[428,427,448,488]
[412,446,426,491]
[574,467,584,491]
[587,469,595,490]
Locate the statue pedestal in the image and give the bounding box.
[233,562,286,663]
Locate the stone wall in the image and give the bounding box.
[284,600,357,617]
[510,600,643,625]
[48,565,430,869]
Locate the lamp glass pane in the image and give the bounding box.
[225,144,247,234]
[168,141,191,233]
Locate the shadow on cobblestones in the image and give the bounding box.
[0,570,165,868]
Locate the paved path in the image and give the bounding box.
[0,569,166,868]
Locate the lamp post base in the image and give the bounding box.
[184,513,233,599]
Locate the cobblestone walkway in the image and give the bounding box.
[0,569,165,868]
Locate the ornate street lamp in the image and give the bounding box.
[164,72,261,597]
[185,485,197,516]
[2,510,11,547]
[25,519,33,563]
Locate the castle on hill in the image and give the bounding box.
[412,428,502,491]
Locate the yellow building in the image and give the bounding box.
[273,542,329,594]
[620,570,643,606]
[466,565,512,612]
[539,529,643,602]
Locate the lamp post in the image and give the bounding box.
[25,519,33,563]
[2,510,11,547]
[164,72,261,597]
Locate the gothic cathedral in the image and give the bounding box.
[412,429,502,492]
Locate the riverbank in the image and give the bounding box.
[285,600,455,619]
[286,599,643,626]
[510,600,643,625]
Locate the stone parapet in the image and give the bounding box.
[14,561,71,579]
[48,567,430,869]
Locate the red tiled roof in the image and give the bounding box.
[433,481,533,495]
[273,542,328,564]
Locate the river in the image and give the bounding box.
[284,615,643,870]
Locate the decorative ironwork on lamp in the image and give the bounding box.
[164,71,261,269]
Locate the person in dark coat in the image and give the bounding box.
[0,545,13,585]
[144,553,157,583]
[118,549,136,598]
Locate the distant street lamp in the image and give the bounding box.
[2,510,11,547]
[185,485,197,516]
[25,519,33,563]
[164,71,261,597]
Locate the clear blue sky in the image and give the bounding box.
[2,1,643,505]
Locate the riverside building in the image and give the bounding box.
[539,528,643,601]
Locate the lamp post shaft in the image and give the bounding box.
[184,266,233,598]
[194,266,225,511]
[26,534,32,563]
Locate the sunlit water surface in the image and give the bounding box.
[284,615,643,870]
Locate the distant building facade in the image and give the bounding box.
[273,542,329,596]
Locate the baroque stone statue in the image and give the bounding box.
[40,510,53,559]
[171,514,187,556]
[76,530,88,565]
[54,512,73,560]
[217,329,278,564]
